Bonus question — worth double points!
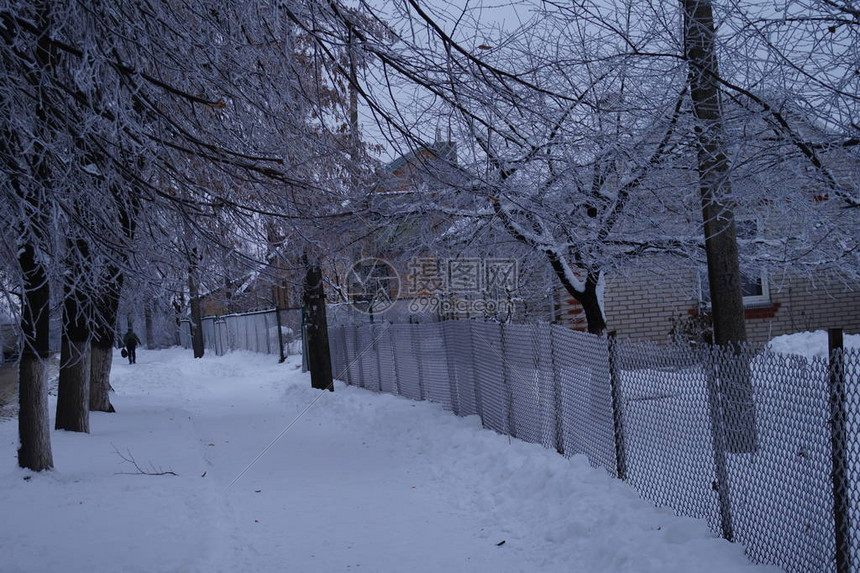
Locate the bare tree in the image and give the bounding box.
[55,235,93,432]
[307,1,695,333]
[1,0,364,468]
[2,0,59,470]
[305,0,858,334]
[681,0,746,346]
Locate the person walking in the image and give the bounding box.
[123,328,142,364]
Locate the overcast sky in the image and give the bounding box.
[357,0,535,162]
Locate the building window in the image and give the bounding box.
[699,270,770,308]
[699,219,770,307]
[740,273,770,305]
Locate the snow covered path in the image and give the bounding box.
[0,348,779,572]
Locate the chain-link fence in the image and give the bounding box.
[328,320,859,573]
[326,299,445,328]
[179,308,303,357]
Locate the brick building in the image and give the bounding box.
[557,269,860,343]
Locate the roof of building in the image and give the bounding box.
[384,141,457,174]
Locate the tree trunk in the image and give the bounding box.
[144,300,154,349]
[89,344,115,413]
[17,243,53,471]
[491,190,609,335]
[579,273,606,336]
[682,0,746,347]
[56,257,91,433]
[303,258,333,391]
[89,320,117,414]
[14,0,58,471]
[55,338,90,432]
[683,0,757,454]
[547,255,607,335]
[172,298,183,346]
[90,266,122,413]
[188,268,205,359]
[18,354,52,470]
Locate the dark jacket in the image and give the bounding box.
[124,331,141,348]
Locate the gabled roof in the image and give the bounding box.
[373,141,459,195]
[384,141,457,174]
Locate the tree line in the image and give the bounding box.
[309,0,858,337]
[2,0,858,471]
[0,0,366,470]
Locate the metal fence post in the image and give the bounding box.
[705,346,735,542]
[531,323,552,449]
[607,332,627,481]
[339,325,348,383]
[218,320,226,356]
[412,325,426,401]
[332,326,341,380]
[390,326,402,396]
[373,324,385,393]
[244,315,251,353]
[548,324,565,456]
[468,321,485,427]
[264,313,272,355]
[211,318,219,355]
[828,328,852,573]
[353,325,364,388]
[442,321,461,415]
[219,317,225,353]
[225,316,233,353]
[187,319,192,349]
[253,314,260,353]
[326,326,336,377]
[500,322,517,439]
[338,326,349,383]
[275,309,286,362]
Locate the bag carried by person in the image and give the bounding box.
[121,347,128,358]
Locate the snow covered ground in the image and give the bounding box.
[0,348,778,572]
[616,331,860,572]
[768,330,860,360]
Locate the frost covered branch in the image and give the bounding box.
[112,445,177,477]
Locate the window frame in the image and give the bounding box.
[739,272,771,307]
[697,270,771,308]
[698,218,771,308]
